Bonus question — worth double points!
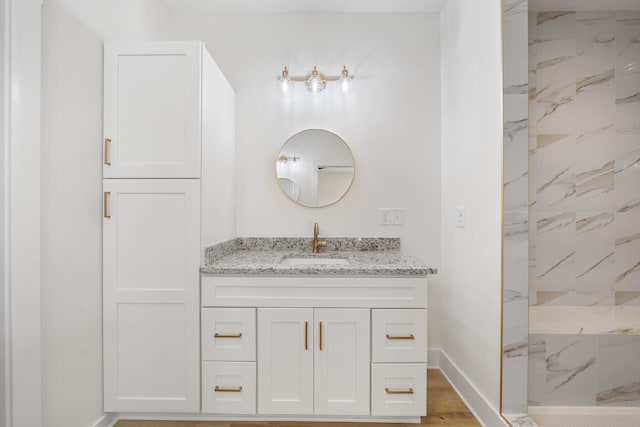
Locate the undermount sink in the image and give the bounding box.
[280,256,350,266]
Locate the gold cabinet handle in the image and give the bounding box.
[103,192,111,218]
[305,321,308,350]
[386,388,414,395]
[104,138,111,166]
[386,334,415,340]
[214,386,243,393]
[319,321,323,351]
[214,333,242,338]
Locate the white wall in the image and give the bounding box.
[5,0,43,425]
[55,0,171,40]
[0,0,6,424]
[40,1,170,426]
[170,13,441,259]
[440,0,503,416]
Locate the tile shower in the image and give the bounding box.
[528,10,640,408]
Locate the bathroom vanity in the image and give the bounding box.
[102,39,436,423]
[197,238,435,423]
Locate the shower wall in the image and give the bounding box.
[502,0,530,415]
[528,10,640,407]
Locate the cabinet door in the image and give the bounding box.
[314,309,370,415]
[257,308,313,414]
[104,41,202,178]
[103,179,200,412]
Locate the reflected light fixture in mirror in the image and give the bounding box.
[278,66,353,96]
[278,155,299,163]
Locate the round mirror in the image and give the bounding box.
[276,129,355,207]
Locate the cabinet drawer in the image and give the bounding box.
[371,363,426,417]
[202,361,256,414]
[202,308,256,361]
[372,309,427,363]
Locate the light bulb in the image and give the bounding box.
[278,66,293,96]
[337,66,353,96]
[305,66,326,95]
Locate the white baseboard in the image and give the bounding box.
[90,413,119,427]
[437,349,509,427]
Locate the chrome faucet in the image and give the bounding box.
[312,222,326,253]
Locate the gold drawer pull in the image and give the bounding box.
[214,333,242,338]
[386,387,414,395]
[305,321,309,350]
[386,334,415,340]
[215,386,243,393]
[319,321,323,351]
[104,138,111,166]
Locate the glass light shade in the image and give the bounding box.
[278,66,294,96]
[278,75,293,96]
[305,76,325,94]
[305,67,326,94]
[337,73,353,96]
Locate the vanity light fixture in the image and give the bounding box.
[278,65,353,96]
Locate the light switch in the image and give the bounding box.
[456,207,466,228]
[391,208,404,225]
[379,208,391,225]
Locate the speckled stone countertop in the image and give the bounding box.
[201,237,437,277]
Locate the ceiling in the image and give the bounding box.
[161,0,447,15]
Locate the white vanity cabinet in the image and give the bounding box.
[257,308,370,416]
[312,308,371,415]
[103,41,235,413]
[201,275,428,421]
[201,308,257,415]
[371,309,427,416]
[257,308,314,414]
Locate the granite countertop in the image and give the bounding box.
[201,237,438,277]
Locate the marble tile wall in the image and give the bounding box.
[529,11,640,309]
[502,0,530,415]
[529,334,640,407]
[528,10,640,410]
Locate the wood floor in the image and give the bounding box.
[116,370,480,427]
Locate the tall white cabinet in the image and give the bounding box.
[102,41,235,413]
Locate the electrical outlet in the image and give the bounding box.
[391,208,404,225]
[379,208,391,225]
[456,207,466,228]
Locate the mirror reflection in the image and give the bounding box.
[276,129,355,207]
